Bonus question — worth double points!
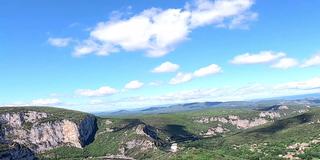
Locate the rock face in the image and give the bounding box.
[0,111,97,153]
[0,143,36,160]
[195,115,270,129]
[201,125,230,137]
[0,111,48,128]
[125,139,154,151]
[78,115,98,146]
[259,111,281,119]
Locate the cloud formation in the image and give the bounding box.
[271,58,299,69]
[85,76,320,111]
[193,64,222,77]
[276,77,320,90]
[231,51,286,64]
[73,0,256,57]
[170,64,222,85]
[31,98,62,106]
[170,72,193,85]
[152,61,180,73]
[48,37,72,47]
[301,53,320,67]
[124,80,144,89]
[76,86,118,97]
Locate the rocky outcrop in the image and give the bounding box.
[125,139,154,151]
[278,105,289,110]
[259,111,281,119]
[201,124,229,137]
[229,116,269,129]
[0,111,97,153]
[130,124,162,150]
[279,135,320,160]
[0,111,48,128]
[0,143,36,160]
[195,115,270,129]
[26,120,82,151]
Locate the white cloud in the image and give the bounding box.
[276,77,320,90]
[169,64,222,85]
[152,61,180,73]
[193,64,222,77]
[169,72,193,85]
[74,0,256,57]
[301,53,320,67]
[73,39,118,57]
[76,86,118,97]
[48,37,72,47]
[31,98,62,106]
[125,80,144,89]
[190,0,255,28]
[90,76,320,111]
[231,51,286,64]
[271,58,299,69]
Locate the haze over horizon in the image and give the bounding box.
[1,0,320,112]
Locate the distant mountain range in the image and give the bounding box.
[95,93,320,117]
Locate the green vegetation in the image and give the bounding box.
[0,106,89,124]
[1,105,320,159]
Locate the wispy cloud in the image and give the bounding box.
[152,61,180,73]
[301,53,320,67]
[76,86,118,97]
[86,76,320,111]
[31,98,62,106]
[48,37,72,47]
[193,64,222,77]
[170,64,222,85]
[271,58,299,69]
[170,72,193,85]
[124,80,144,90]
[276,77,320,90]
[231,51,286,64]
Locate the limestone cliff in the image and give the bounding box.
[0,110,97,153]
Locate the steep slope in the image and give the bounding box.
[0,107,98,159]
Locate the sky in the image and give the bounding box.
[1,0,320,112]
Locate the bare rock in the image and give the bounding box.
[259,112,281,119]
[0,112,97,153]
[125,139,154,151]
[195,115,269,129]
[0,111,47,128]
[201,126,229,137]
[278,105,289,110]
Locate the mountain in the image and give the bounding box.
[96,95,320,117]
[96,102,223,117]
[269,93,320,100]
[1,101,320,159]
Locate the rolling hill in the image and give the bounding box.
[0,99,320,159]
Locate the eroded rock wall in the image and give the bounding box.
[0,111,97,153]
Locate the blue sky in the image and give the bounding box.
[1,0,320,112]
